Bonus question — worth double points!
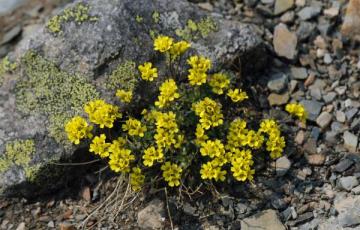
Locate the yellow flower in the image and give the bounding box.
[227,88,248,103]
[245,130,264,150]
[143,146,164,167]
[130,167,145,192]
[208,73,230,95]
[226,118,249,151]
[154,112,179,149]
[169,41,191,57]
[89,134,110,158]
[155,79,180,108]
[285,103,307,123]
[122,118,147,137]
[187,56,212,72]
[200,161,226,182]
[161,162,182,187]
[108,137,127,154]
[188,69,207,86]
[187,56,212,86]
[116,89,132,103]
[138,62,158,81]
[192,97,223,130]
[258,119,285,159]
[65,116,93,144]
[230,149,254,181]
[200,139,225,158]
[84,99,121,128]
[154,35,173,52]
[108,147,134,173]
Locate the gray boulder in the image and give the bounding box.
[0,0,264,196]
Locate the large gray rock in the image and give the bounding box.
[0,0,264,196]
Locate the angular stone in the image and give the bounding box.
[241,209,286,230]
[267,72,288,93]
[338,176,359,191]
[306,154,326,166]
[295,130,305,145]
[276,156,291,176]
[343,131,358,153]
[267,92,290,106]
[341,0,360,39]
[300,100,323,121]
[274,0,294,15]
[323,92,337,103]
[291,67,307,80]
[335,111,346,123]
[0,0,264,195]
[316,111,332,129]
[137,199,165,230]
[297,6,322,20]
[273,23,297,59]
[333,159,353,173]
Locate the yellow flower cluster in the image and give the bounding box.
[161,162,182,187]
[122,117,147,137]
[89,134,110,158]
[130,167,145,192]
[230,149,254,181]
[200,161,227,182]
[187,56,212,86]
[155,79,180,108]
[259,119,285,159]
[143,146,164,167]
[200,139,225,158]
[65,116,93,144]
[138,62,158,81]
[195,124,208,145]
[109,147,134,173]
[169,41,191,58]
[227,89,248,103]
[285,103,307,123]
[154,35,190,58]
[199,139,229,181]
[116,89,132,103]
[154,35,173,52]
[226,118,248,150]
[154,112,180,149]
[192,97,223,130]
[226,119,264,150]
[84,100,121,128]
[208,73,230,95]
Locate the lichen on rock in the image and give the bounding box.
[0,139,35,175]
[175,17,218,41]
[15,51,99,145]
[47,2,98,34]
[106,61,138,92]
[0,56,17,85]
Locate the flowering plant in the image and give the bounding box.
[65,35,306,191]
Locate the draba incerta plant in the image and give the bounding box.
[65,35,307,191]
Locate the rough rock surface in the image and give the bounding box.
[241,209,286,230]
[0,0,263,195]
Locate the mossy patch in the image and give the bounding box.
[15,51,99,146]
[0,140,35,178]
[176,17,218,41]
[0,56,17,85]
[47,2,98,34]
[106,61,138,92]
[152,11,160,24]
[135,15,144,23]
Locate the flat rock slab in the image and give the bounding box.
[0,0,264,196]
[241,209,286,230]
